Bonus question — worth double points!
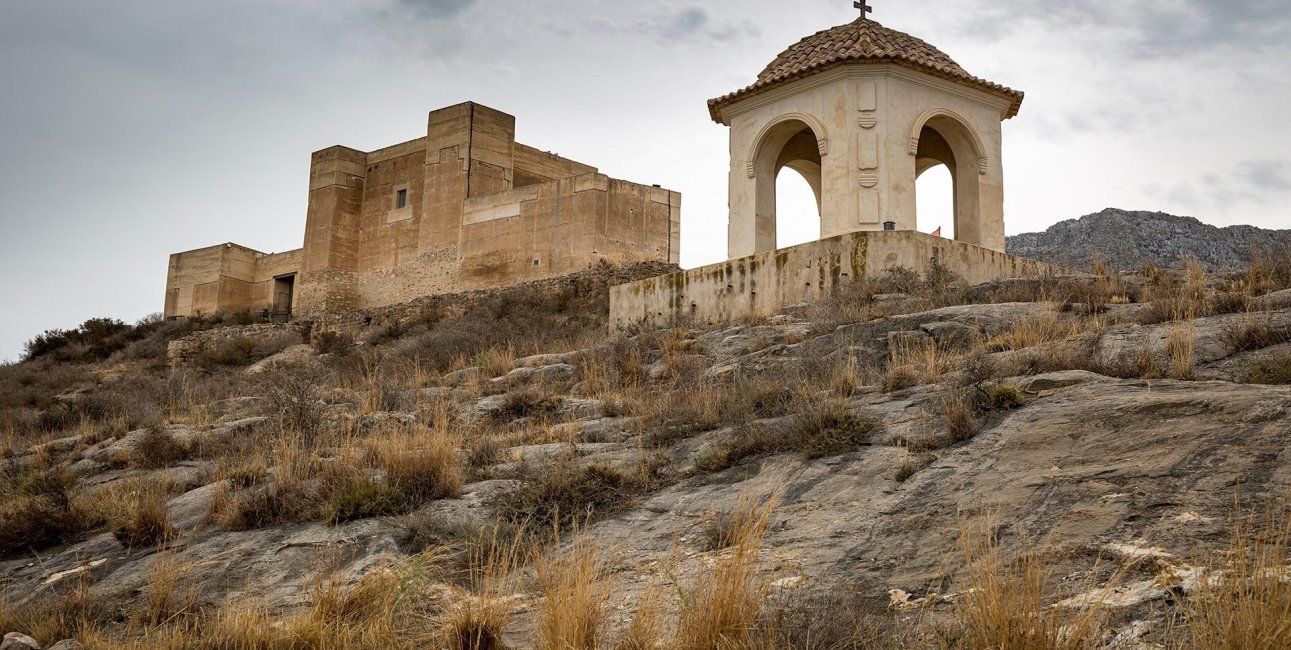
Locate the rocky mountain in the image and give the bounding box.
[1006,208,1291,272]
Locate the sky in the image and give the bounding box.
[1,0,1289,362]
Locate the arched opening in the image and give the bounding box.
[776,163,821,249]
[751,118,824,254]
[911,112,985,246]
[916,153,955,240]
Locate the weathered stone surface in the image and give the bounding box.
[245,344,319,375]
[1094,309,1291,371]
[1,633,41,650]
[1018,370,1113,392]
[497,363,576,384]
[919,321,981,350]
[358,412,418,431]
[209,396,265,420]
[514,353,572,368]
[47,641,80,650]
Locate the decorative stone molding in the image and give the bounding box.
[746,161,755,179]
[817,139,829,157]
[858,174,879,188]
[747,112,832,168]
[978,157,989,175]
[908,137,921,156]
[858,115,877,129]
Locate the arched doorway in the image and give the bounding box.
[911,111,987,246]
[750,117,825,254]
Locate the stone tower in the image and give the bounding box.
[708,17,1024,258]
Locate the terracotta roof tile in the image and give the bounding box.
[708,19,1024,123]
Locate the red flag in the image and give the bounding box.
[931,227,942,238]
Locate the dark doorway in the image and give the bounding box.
[272,274,295,321]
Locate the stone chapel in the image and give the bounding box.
[610,9,1057,328]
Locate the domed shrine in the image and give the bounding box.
[710,3,1024,257]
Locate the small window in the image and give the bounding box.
[395,189,408,209]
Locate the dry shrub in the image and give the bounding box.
[789,399,876,459]
[532,533,609,650]
[131,427,190,470]
[366,425,463,507]
[323,472,404,525]
[943,390,978,444]
[955,519,1108,650]
[756,590,903,650]
[498,459,644,531]
[258,366,330,440]
[1222,315,1291,353]
[497,386,564,422]
[139,549,201,626]
[675,490,779,650]
[1244,350,1291,385]
[1177,500,1291,649]
[112,484,175,549]
[0,469,88,557]
[972,383,1025,413]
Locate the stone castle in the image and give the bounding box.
[164,103,680,319]
[166,10,1056,327]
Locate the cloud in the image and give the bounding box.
[397,0,477,19]
[951,0,1291,58]
[1145,158,1291,216]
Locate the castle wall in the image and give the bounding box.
[164,244,303,318]
[609,231,1059,330]
[168,102,680,319]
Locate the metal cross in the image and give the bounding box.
[854,0,873,20]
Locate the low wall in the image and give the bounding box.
[609,231,1062,330]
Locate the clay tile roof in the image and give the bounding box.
[708,19,1024,123]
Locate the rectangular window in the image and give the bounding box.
[395,189,408,209]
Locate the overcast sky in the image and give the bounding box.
[1,0,1288,362]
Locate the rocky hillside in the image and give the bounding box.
[2,260,1291,649]
[1006,208,1291,272]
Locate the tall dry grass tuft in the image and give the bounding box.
[886,337,956,391]
[366,421,463,507]
[532,531,610,650]
[1177,500,1291,650]
[987,312,1079,352]
[1169,315,1197,380]
[675,490,780,650]
[612,585,666,650]
[435,525,526,650]
[955,518,1108,650]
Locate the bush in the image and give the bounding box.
[113,489,174,548]
[324,475,404,525]
[792,400,876,459]
[0,470,87,556]
[131,427,190,469]
[497,387,564,422]
[973,384,1025,413]
[1245,352,1291,385]
[498,461,642,531]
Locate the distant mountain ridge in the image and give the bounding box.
[1005,208,1291,272]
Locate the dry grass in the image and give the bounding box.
[943,390,978,444]
[986,312,1078,352]
[532,532,610,650]
[886,337,958,391]
[1175,501,1291,649]
[954,518,1109,650]
[435,526,526,650]
[366,420,463,507]
[1169,316,1197,380]
[675,490,779,650]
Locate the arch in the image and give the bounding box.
[907,108,988,175]
[746,114,827,254]
[910,109,988,246]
